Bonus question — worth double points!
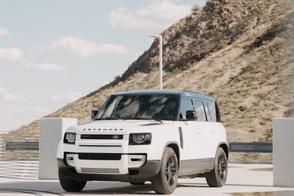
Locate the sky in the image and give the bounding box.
[0,0,206,132]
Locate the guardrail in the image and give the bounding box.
[5,141,273,153]
[6,142,39,151]
[0,141,272,180]
[229,142,272,153]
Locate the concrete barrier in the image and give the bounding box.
[273,118,294,187]
[39,118,77,180]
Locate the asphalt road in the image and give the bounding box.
[0,164,293,196]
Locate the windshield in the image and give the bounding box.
[96,94,180,121]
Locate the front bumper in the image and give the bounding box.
[58,153,161,182]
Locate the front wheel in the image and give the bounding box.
[152,147,178,194]
[58,169,87,192]
[205,148,228,187]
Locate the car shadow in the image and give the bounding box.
[0,180,214,195]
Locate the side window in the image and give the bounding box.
[179,98,193,120]
[208,101,216,122]
[204,102,212,121]
[193,99,207,122]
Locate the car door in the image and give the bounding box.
[193,99,216,159]
[177,97,209,175]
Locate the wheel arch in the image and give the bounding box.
[165,142,180,168]
[218,142,229,158]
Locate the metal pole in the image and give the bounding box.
[150,35,163,90]
[159,35,163,90]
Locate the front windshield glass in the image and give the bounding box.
[96,94,179,121]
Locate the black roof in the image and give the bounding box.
[113,90,214,101]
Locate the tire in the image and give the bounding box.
[129,181,146,185]
[152,147,178,194]
[58,169,87,192]
[205,148,228,187]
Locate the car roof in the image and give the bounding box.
[113,90,215,101]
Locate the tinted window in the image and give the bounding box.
[208,101,216,122]
[96,94,179,121]
[193,99,207,122]
[204,102,212,121]
[179,98,193,120]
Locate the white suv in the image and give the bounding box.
[57,90,228,194]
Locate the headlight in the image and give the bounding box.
[129,133,152,145]
[64,132,76,144]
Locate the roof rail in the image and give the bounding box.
[183,90,210,97]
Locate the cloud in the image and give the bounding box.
[18,58,67,72]
[51,92,83,102]
[109,7,163,29]
[53,37,128,57]
[29,62,67,71]
[109,0,192,30]
[0,48,66,71]
[0,48,24,60]
[0,25,9,36]
[0,86,17,101]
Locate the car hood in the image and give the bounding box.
[75,120,165,133]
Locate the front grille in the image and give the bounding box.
[80,168,120,174]
[78,153,121,160]
[80,134,123,140]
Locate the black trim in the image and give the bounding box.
[178,127,183,149]
[78,153,122,160]
[64,152,148,156]
[81,134,123,140]
[64,152,148,162]
[79,145,122,147]
[57,158,161,182]
[179,158,214,176]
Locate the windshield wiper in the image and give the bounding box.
[96,117,119,120]
[96,117,162,123]
[151,118,163,123]
[128,117,163,123]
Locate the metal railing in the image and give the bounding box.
[229,142,272,153]
[6,142,39,151]
[4,141,273,153]
[0,141,273,180]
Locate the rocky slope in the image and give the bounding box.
[3,0,294,161]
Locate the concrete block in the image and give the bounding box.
[39,118,77,180]
[273,118,294,187]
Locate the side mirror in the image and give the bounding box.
[186,110,197,121]
[91,108,100,121]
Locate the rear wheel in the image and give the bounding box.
[58,169,86,192]
[205,148,228,187]
[152,147,178,194]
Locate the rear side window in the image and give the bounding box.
[208,101,217,122]
[179,98,194,120]
[193,99,207,122]
[204,102,212,121]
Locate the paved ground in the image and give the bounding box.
[0,164,293,195]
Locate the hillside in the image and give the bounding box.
[3,0,294,161]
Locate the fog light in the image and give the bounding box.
[66,154,75,166]
[128,155,146,168]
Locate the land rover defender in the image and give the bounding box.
[57,90,228,194]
